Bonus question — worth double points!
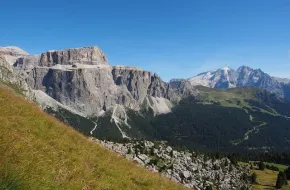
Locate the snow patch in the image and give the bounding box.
[188,71,214,87]
[252,76,259,82]
[223,67,230,72]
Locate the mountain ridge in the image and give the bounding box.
[2,45,290,153]
[2,46,175,116]
[170,65,290,100]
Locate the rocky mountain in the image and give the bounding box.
[0,45,253,190]
[2,45,290,153]
[175,66,290,100]
[5,46,175,117]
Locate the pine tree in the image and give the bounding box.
[251,173,257,184]
[258,161,265,171]
[285,166,290,180]
[127,147,132,154]
[169,150,174,157]
[276,171,288,189]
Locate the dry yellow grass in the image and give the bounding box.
[0,87,187,190]
[252,169,290,190]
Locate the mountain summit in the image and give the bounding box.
[176,66,290,100]
[7,46,173,117]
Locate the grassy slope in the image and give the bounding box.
[195,86,281,116]
[264,162,289,171]
[252,169,290,190]
[243,161,290,190]
[0,87,186,190]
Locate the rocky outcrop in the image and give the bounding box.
[94,139,250,190]
[0,46,29,65]
[0,56,34,100]
[169,79,199,97]
[9,46,177,116]
[39,47,108,66]
[112,66,171,104]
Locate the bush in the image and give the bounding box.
[149,147,154,156]
[205,185,213,190]
[148,157,159,165]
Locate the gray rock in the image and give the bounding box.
[95,140,250,190]
[182,170,191,179]
[39,46,108,66]
[0,56,34,100]
[166,146,173,153]
[10,46,177,116]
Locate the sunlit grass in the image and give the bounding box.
[264,162,289,171]
[0,87,187,190]
[252,169,290,190]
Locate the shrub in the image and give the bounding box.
[205,185,213,190]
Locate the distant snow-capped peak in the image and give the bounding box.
[176,65,290,99]
[188,67,235,88]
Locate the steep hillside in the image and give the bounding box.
[0,87,186,190]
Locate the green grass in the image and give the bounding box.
[252,169,290,190]
[264,162,289,171]
[195,86,281,116]
[0,87,187,190]
[243,161,290,190]
[250,161,289,171]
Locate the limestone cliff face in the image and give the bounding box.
[39,47,108,66]
[27,66,117,115]
[112,66,171,102]
[11,46,175,116]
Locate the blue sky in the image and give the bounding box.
[1,0,290,81]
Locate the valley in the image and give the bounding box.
[1,46,290,189]
[2,1,290,189]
